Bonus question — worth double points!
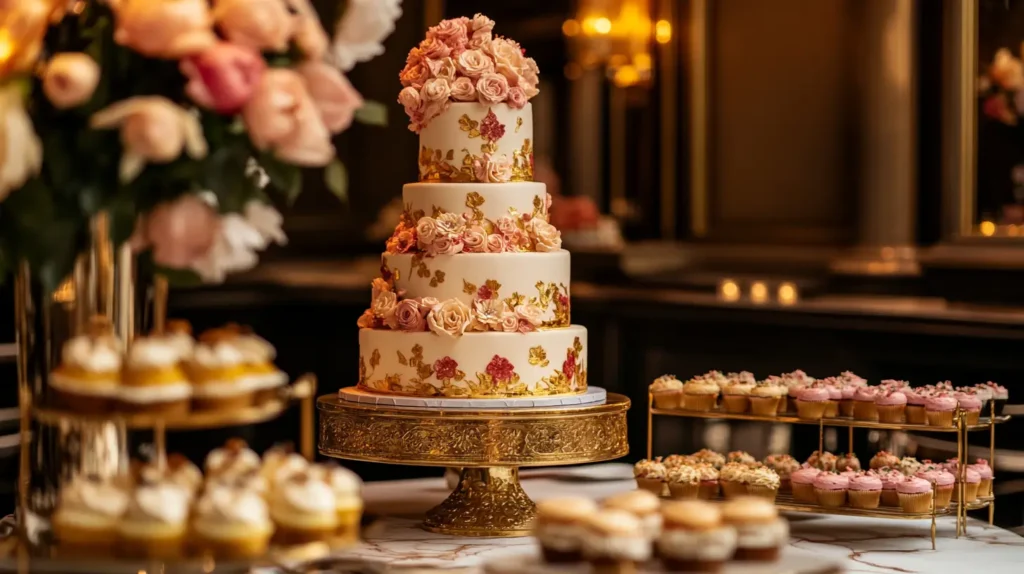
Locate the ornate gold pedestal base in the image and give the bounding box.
[424,467,536,537]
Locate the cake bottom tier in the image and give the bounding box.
[358,326,587,398]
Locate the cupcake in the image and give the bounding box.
[925,394,958,427]
[633,459,667,496]
[658,500,737,572]
[897,457,923,477]
[693,463,720,500]
[581,510,651,573]
[790,466,820,503]
[781,370,814,413]
[847,473,882,509]
[721,377,755,414]
[968,385,992,415]
[191,484,274,559]
[915,465,954,509]
[700,370,730,391]
[261,443,310,488]
[682,376,720,412]
[313,463,363,542]
[662,454,694,469]
[904,388,928,424]
[719,463,749,499]
[970,459,994,498]
[869,451,900,471]
[206,439,262,479]
[726,371,756,386]
[119,335,192,415]
[719,497,788,562]
[52,475,128,555]
[49,324,122,413]
[650,374,684,410]
[980,381,1008,416]
[140,453,203,501]
[813,473,848,507]
[691,449,726,469]
[952,468,981,503]
[852,386,879,421]
[806,450,837,472]
[836,453,861,472]
[763,455,800,493]
[665,464,701,499]
[227,325,289,403]
[741,466,780,502]
[164,319,196,360]
[727,451,756,465]
[955,392,982,426]
[189,329,253,410]
[749,379,786,417]
[794,386,829,420]
[602,490,662,539]
[269,470,340,544]
[117,477,191,559]
[534,497,598,563]
[815,378,842,417]
[878,468,903,506]
[897,476,933,513]
[875,389,907,423]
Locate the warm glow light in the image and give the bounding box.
[719,280,740,302]
[612,65,640,87]
[633,53,652,71]
[562,19,581,37]
[980,220,996,237]
[1011,225,1021,237]
[52,278,74,304]
[655,19,672,43]
[0,30,14,65]
[778,283,798,306]
[564,62,582,80]
[594,17,612,34]
[750,282,769,304]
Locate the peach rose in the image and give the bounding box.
[42,53,100,109]
[992,48,1024,91]
[427,57,457,81]
[455,49,494,79]
[356,310,377,329]
[528,218,561,252]
[507,86,527,110]
[434,212,466,237]
[485,233,507,253]
[426,299,472,338]
[0,0,51,77]
[420,297,441,310]
[473,153,512,183]
[113,0,217,59]
[421,77,451,104]
[391,299,426,331]
[426,17,469,52]
[140,194,221,268]
[180,42,265,114]
[398,86,423,115]
[427,235,463,256]
[450,77,476,102]
[415,217,439,247]
[212,0,293,52]
[419,37,451,60]
[494,215,519,237]
[288,0,329,60]
[499,310,519,333]
[476,72,509,105]
[468,13,495,49]
[515,303,544,333]
[489,38,526,81]
[371,289,397,320]
[463,225,487,253]
[242,69,334,167]
[521,57,540,97]
[298,61,364,133]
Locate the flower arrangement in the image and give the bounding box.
[397,13,539,132]
[981,47,1024,125]
[385,205,561,256]
[0,0,402,291]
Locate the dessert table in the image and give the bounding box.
[279,463,1023,573]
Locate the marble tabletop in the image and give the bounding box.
[289,463,1024,573]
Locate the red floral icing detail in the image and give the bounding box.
[477,285,493,300]
[434,357,459,380]
[563,350,576,380]
[479,109,505,142]
[485,355,515,383]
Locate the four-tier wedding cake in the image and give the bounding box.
[356,14,587,398]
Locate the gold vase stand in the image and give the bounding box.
[317,391,630,537]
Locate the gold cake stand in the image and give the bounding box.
[318,391,631,537]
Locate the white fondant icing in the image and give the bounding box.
[419,103,533,183]
[403,182,547,223]
[358,326,587,397]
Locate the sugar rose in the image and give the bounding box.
[212,0,293,52]
[371,289,398,320]
[455,49,494,79]
[450,77,476,102]
[43,53,100,110]
[389,298,424,331]
[427,299,472,338]
[113,0,217,59]
[419,37,451,60]
[529,218,562,252]
[421,78,452,104]
[489,38,526,82]
[415,217,439,247]
[476,72,509,105]
[298,61,364,133]
[499,310,519,333]
[463,225,487,253]
[398,86,423,115]
[515,303,544,332]
[507,86,527,110]
[434,212,467,237]
[428,235,463,256]
[468,13,495,49]
[243,69,334,167]
[485,233,507,253]
[426,17,469,52]
[474,153,512,183]
[180,42,265,114]
[427,57,457,81]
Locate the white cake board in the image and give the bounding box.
[337,386,607,409]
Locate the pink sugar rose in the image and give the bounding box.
[421,78,452,122]
[450,77,476,102]
[463,225,487,253]
[427,17,470,52]
[455,49,494,79]
[419,37,451,60]
[515,303,544,333]
[488,38,526,80]
[243,69,334,167]
[507,86,527,110]
[392,299,426,331]
[485,233,507,253]
[499,311,519,333]
[428,235,464,256]
[427,57,457,81]
[181,42,265,114]
[495,215,518,237]
[399,57,431,89]
[476,73,510,105]
[472,153,512,183]
[297,61,363,133]
[398,86,423,114]
[469,13,495,49]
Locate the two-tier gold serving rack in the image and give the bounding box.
[647,395,1010,549]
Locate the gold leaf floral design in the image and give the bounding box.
[397,350,407,366]
[466,191,486,221]
[516,117,523,133]
[459,114,481,138]
[532,195,544,219]
[529,346,549,367]
[370,349,381,368]
[511,139,534,182]
[429,270,446,287]
[463,279,477,296]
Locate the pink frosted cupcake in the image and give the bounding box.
[853,386,879,421]
[954,392,982,426]
[878,469,903,506]
[813,473,849,507]
[848,473,882,509]
[915,466,954,509]
[869,451,899,471]
[925,394,958,427]
[897,477,933,513]
[790,466,820,503]
[969,460,994,498]
[952,468,981,503]
[794,386,830,420]
[819,380,843,418]
[875,390,907,423]
[903,388,928,424]
[838,384,857,417]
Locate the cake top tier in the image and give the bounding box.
[398,14,540,134]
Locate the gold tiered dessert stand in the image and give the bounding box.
[318,390,630,537]
[647,395,1010,549]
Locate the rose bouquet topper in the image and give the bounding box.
[0,0,402,291]
[396,13,539,133]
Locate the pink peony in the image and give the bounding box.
[476,72,509,105]
[392,299,425,331]
[180,42,265,114]
[138,194,221,268]
[297,61,364,133]
[427,17,470,52]
[507,86,527,109]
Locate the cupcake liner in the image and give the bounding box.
[934,485,953,509]
[815,488,847,508]
[117,533,185,560]
[784,397,798,414]
[880,489,900,507]
[749,396,780,417]
[966,411,981,426]
[979,478,994,498]
[698,481,720,500]
[734,546,781,562]
[823,400,839,418]
[684,392,719,412]
[745,484,778,502]
[668,482,700,499]
[720,480,747,499]
[838,400,855,418]
[796,400,828,420]
[721,395,750,414]
[636,478,666,496]
[853,400,878,421]
[652,390,683,410]
[792,482,817,504]
[848,489,881,509]
[905,405,927,425]
[926,410,954,428]
[898,491,932,514]
[876,404,906,424]
[952,482,980,503]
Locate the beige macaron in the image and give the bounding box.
[586,510,644,536]
[720,496,779,524]
[661,500,723,531]
[535,497,599,524]
[603,489,660,516]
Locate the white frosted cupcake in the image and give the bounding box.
[261,443,310,488]
[650,375,684,410]
[633,458,667,495]
[49,327,122,413]
[192,484,274,559]
[189,330,253,410]
[312,463,364,542]
[230,326,289,403]
[139,454,203,501]
[658,500,737,572]
[164,319,196,361]
[269,470,339,544]
[581,510,651,573]
[119,336,192,415]
[205,440,268,495]
[116,478,191,559]
[52,475,128,555]
[682,377,720,412]
[533,497,599,563]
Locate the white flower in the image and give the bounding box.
[0,85,42,203]
[191,201,287,282]
[331,0,403,72]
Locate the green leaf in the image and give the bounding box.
[324,159,348,203]
[354,101,388,127]
[259,153,302,205]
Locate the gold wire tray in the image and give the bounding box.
[649,407,1010,432]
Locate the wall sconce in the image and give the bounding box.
[563,0,671,87]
